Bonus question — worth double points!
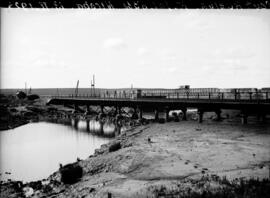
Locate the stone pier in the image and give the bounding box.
[197,109,204,123]
[181,108,187,121]
[154,109,159,121]
[215,109,221,121]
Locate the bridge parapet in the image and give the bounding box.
[51,90,270,103]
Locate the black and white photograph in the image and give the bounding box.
[1,4,270,198]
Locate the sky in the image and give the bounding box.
[1,9,270,89]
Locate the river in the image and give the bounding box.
[0,119,118,182]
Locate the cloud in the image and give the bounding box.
[213,47,255,60]
[103,38,127,50]
[167,67,178,73]
[137,47,149,56]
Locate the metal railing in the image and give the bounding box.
[51,91,270,103]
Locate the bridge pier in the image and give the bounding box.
[165,108,170,121]
[257,113,267,123]
[100,105,104,114]
[99,121,104,135]
[215,109,221,121]
[131,107,139,119]
[138,107,143,120]
[241,114,248,124]
[262,114,267,123]
[181,108,187,121]
[86,120,90,132]
[197,109,204,123]
[86,105,90,112]
[154,109,159,121]
[73,119,79,129]
[74,104,79,111]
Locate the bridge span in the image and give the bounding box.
[47,92,270,124]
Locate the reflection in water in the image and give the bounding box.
[48,118,119,137]
[70,119,118,137]
[0,120,114,182]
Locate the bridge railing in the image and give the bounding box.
[51,91,270,103]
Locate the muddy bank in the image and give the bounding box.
[2,120,270,197]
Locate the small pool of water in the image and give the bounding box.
[0,119,116,182]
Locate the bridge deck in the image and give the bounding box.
[48,96,270,112]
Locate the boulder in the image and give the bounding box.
[60,163,83,184]
[16,91,27,99]
[27,94,40,101]
[108,141,121,152]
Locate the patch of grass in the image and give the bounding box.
[148,175,270,198]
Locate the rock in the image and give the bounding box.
[23,187,34,198]
[108,141,121,152]
[27,94,40,101]
[16,91,27,99]
[60,163,83,184]
[28,181,42,190]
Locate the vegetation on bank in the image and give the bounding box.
[1,174,269,198]
[149,175,270,198]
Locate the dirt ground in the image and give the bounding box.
[31,118,268,198]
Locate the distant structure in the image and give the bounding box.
[179,85,190,89]
[75,80,79,97]
[90,75,95,96]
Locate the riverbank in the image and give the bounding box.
[2,119,269,197]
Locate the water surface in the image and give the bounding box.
[0,120,114,182]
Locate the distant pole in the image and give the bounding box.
[90,80,92,96]
[25,82,27,93]
[75,80,79,97]
[90,75,95,97]
[93,75,95,96]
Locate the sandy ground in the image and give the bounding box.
[31,119,269,198]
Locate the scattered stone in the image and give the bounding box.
[89,187,95,193]
[108,141,121,152]
[23,187,34,198]
[60,163,83,184]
